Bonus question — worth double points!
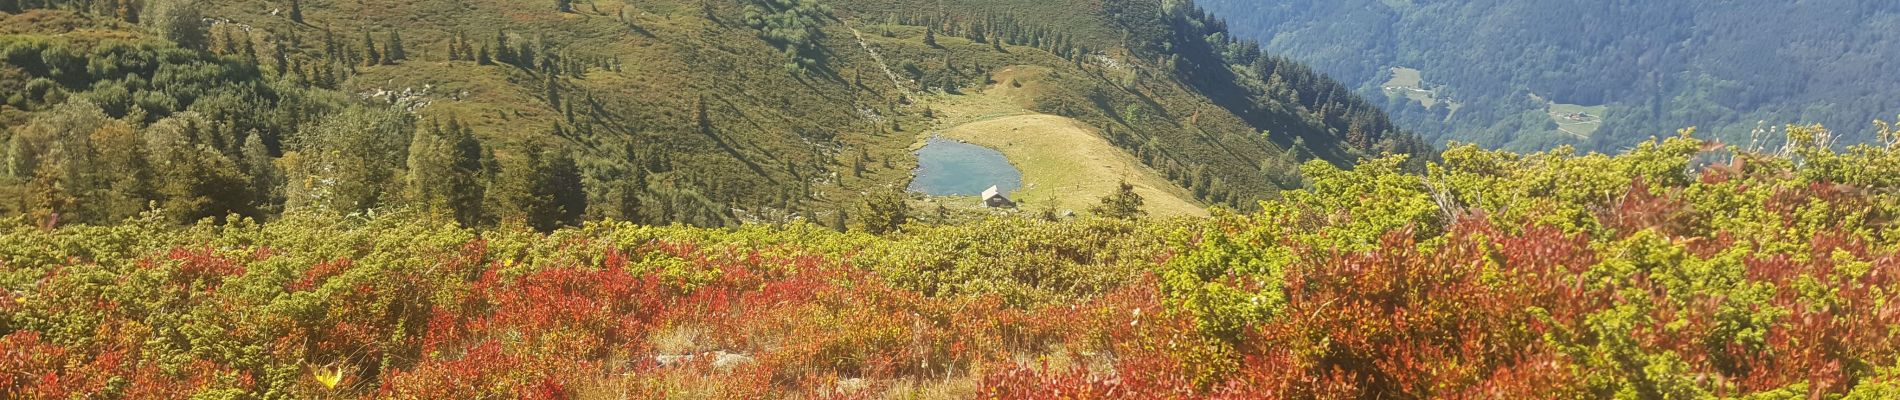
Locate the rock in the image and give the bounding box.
[711,351,754,369]
[654,350,754,369]
[653,354,693,367]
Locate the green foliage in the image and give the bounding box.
[853,187,908,234]
[285,106,415,214]
[142,0,207,50]
[1156,126,1900,396]
[740,0,833,71]
[1089,179,1146,219]
[406,119,486,227]
[860,217,1168,306]
[3,125,1900,397]
[487,144,585,232]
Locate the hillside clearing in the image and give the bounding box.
[922,67,1208,217]
[1547,102,1608,138]
[1382,66,1461,114]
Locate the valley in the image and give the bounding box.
[7,0,1898,398]
[918,65,1207,217]
[1200,0,1900,151]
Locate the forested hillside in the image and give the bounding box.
[5,125,1900,397]
[0,0,1420,231]
[1199,0,1900,152]
[35,0,1900,398]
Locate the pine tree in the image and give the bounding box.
[494,30,513,65]
[448,34,464,61]
[477,44,493,65]
[148,116,254,223]
[220,27,240,55]
[490,144,584,232]
[1089,180,1146,219]
[541,150,585,229]
[516,42,535,68]
[545,74,561,108]
[241,32,258,62]
[923,26,937,47]
[408,118,487,227]
[240,132,282,214]
[322,26,340,59]
[385,30,406,63]
[855,188,909,234]
[362,32,381,66]
[696,95,712,134]
[272,39,290,75]
[289,0,303,23]
[557,0,573,12]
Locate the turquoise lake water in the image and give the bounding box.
[908,138,1022,196]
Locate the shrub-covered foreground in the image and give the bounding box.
[4,126,1900,398]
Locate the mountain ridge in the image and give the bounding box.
[1199,0,1900,152]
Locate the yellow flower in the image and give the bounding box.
[314,364,346,390]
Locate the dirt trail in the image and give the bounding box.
[847,26,912,97]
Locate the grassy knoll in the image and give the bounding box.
[924,66,1207,217]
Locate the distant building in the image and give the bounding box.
[980,185,1016,208]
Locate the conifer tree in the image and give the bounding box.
[855,188,909,234]
[447,35,463,61]
[385,30,406,63]
[220,27,241,55]
[494,30,513,65]
[240,132,282,214]
[491,144,585,232]
[289,0,303,23]
[322,26,340,59]
[241,32,258,62]
[408,118,487,227]
[516,42,535,68]
[362,32,381,66]
[545,74,561,109]
[1090,180,1146,219]
[146,115,254,223]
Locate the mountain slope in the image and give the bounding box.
[0,0,1420,228]
[1200,0,1900,151]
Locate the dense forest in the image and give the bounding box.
[5,125,1900,397]
[1198,0,1900,152]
